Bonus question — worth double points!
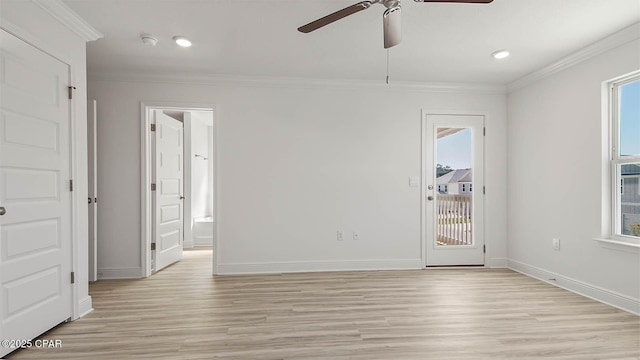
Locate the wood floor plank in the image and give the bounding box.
[6,248,639,359]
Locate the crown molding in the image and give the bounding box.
[88,71,506,94]
[32,0,103,42]
[508,22,640,92]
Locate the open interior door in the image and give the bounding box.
[153,110,184,272]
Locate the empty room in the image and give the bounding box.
[0,0,639,359]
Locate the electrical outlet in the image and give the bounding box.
[337,231,344,241]
[552,238,560,251]
[353,232,359,240]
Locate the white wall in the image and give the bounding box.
[190,112,212,219]
[1,0,98,318]
[507,39,640,312]
[88,76,507,275]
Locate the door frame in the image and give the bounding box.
[421,110,488,268]
[140,102,218,277]
[88,99,98,282]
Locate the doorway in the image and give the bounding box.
[423,114,485,266]
[141,104,216,276]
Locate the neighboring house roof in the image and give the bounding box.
[622,164,640,176]
[436,169,472,184]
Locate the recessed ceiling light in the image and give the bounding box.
[173,36,192,48]
[492,50,510,59]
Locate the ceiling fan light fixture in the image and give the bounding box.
[492,49,510,59]
[173,36,192,48]
[298,0,495,48]
[383,6,402,48]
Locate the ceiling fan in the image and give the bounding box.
[298,0,494,49]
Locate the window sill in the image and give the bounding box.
[594,238,640,253]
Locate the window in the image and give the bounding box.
[462,184,466,191]
[610,73,640,241]
[470,184,473,192]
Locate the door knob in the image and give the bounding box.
[179,196,185,200]
[0,206,5,216]
[427,196,434,201]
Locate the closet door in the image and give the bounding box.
[0,29,73,357]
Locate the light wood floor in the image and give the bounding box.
[7,249,640,359]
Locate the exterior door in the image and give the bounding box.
[153,111,184,272]
[424,114,484,266]
[0,29,73,357]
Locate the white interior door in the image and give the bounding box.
[424,114,484,266]
[153,111,184,272]
[0,29,73,357]
[88,100,97,281]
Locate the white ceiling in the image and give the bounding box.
[64,0,639,85]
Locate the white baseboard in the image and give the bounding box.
[486,257,508,268]
[217,258,423,275]
[76,296,93,319]
[97,267,143,279]
[508,259,640,316]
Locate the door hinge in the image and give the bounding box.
[151,243,156,251]
[69,179,74,192]
[151,183,156,191]
[68,86,76,100]
[71,272,75,284]
[150,123,156,131]
[483,186,485,195]
[483,245,486,254]
[483,127,486,136]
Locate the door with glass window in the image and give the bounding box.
[424,114,484,266]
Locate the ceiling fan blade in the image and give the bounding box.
[298,1,372,33]
[415,0,493,3]
[383,6,401,49]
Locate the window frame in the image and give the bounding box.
[608,72,640,244]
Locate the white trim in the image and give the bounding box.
[97,267,143,279]
[183,115,193,249]
[594,238,640,252]
[508,22,640,92]
[508,259,640,316]
[420,110,426,268]
[68,58,79,321]
[217,259,423,275]
[77,296,93,318]
[140,104,152,277]
[31,0,103,41]
[1,19,74,66]
[141,102,219,277]
[89,71,506,94]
